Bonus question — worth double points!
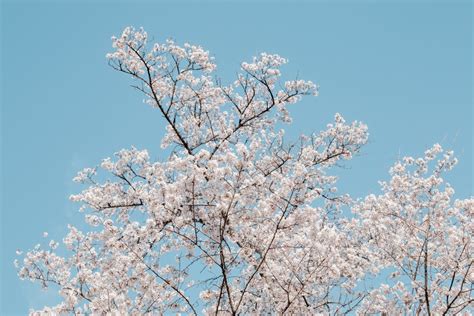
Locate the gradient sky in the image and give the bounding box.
[1,0,472,314]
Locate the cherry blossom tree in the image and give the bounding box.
[352,145,473,315]
[16,27,473,315]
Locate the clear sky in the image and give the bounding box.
[1,0,472,314]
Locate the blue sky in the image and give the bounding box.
[1,0,472,314]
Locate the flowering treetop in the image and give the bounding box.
[16,27,472,315]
